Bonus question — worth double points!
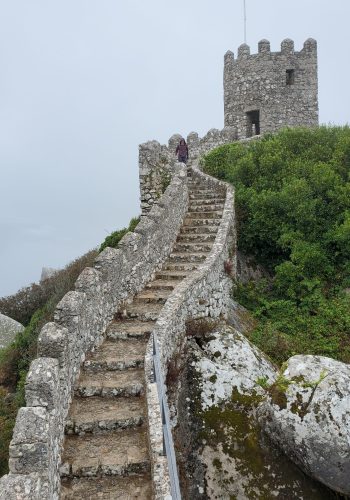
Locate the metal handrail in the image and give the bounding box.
[152,332,182,500]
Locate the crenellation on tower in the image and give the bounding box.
[281,38,295,54]
[224,50,235,65]
[258,39,271,54]
[224,38,319,139]
[237,43,250,59]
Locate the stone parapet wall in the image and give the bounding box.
[0,165,188,500]
[139,127,237,215]
[0,128,236,499]
[145,159,236,498]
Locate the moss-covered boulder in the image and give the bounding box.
[257,355,350,496]
[191,324,331,499]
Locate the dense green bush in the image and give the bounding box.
[99,216,140,252]
[203,127,350,365]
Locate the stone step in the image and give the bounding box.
[180,225,219,234]
[189,193,219,198]
[75,368,144,398]
[174,241,213,253]
[183,217,221,227]
[163,262,198,272]
[61,474,152,499]
[106,320,154,340]
[168,251,208,263]
[189,182,221,189]
[61,428,150,478]
[186,210,223,219]
[155,270,190,280]
[188,203,225,212]
[124,302,163,321]
[133,288,172,304]
[189,197,226,206]
[83,339,147,372]
[187,181,210,186]
[177,233,216,242]
[189,190,223,197]
[145,279,176,290]
[65,396,146,435]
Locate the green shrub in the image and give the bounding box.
[99,216,140,253]
[203,127,350,365]
[0,389,17,475]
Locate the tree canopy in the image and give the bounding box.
[203,127,350,364]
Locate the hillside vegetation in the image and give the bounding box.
[0,216,138,476]
[203,127,350,365]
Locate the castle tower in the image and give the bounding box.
[224,39,318,139]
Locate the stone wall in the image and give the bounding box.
[139,127,237,215]
[0,127,236,499]
[144,158,236,498]
[224,39,318,139]
[0,165,189,500]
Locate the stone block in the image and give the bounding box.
[0,473,42,500]
[75,267,103,296]
[9,407,50,474]
[38,323,69,369]
[25,358,60,410]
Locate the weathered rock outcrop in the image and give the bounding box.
[177,323,335,499]
[257,355,350,496]
[194,323,276,409]
[0,312,24,349]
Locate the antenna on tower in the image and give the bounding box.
[243,0,247,43]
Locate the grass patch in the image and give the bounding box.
[99,216,140,253]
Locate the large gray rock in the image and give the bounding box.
[0,312,24,349]
[257,355,350,496]
[189,324,335,499]
[194,323,277,409]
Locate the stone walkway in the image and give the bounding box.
[60,175,225,499]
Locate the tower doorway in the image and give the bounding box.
[246,110,260,137]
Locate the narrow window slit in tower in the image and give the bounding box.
[286,69,295,85]
[246,110,260,137]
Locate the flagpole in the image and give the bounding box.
[243,0,247,43]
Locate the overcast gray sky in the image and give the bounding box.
[0,0,349,297]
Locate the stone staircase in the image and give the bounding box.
[60,175,225,499]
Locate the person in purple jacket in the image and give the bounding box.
[175,138,189,164]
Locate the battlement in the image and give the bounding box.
[224,39,318,138]
[225,38,317,63]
